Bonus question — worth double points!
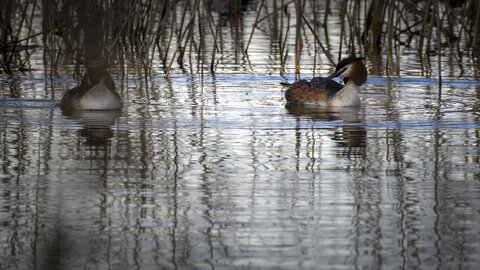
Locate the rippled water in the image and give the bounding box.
[2,3,480,270]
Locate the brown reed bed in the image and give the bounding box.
[1,0,479,81]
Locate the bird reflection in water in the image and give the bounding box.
[62,109,121,147]
[287,105,366,158]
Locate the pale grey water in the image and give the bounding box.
[2,71,480,269]
[2,2,480,270]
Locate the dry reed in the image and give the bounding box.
[0,0,478,81]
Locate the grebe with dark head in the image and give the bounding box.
[60,62,122,111]
[285,56,367,107]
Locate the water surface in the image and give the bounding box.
[2,2,480,270]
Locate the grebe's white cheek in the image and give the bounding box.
[341,64,353,78]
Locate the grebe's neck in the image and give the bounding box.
[329,80,361,107]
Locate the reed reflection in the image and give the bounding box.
[287,105,366,156]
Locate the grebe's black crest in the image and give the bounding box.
[336,56,365,72]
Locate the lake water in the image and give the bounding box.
[2,2,480,269]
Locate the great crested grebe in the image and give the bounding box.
[60,62,122,110]
[285,56,367,107]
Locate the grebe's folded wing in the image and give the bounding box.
[310,77,344,98]
[60,85,90,109]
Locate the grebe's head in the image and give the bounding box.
[327,56,368,86]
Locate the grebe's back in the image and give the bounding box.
[60,63,122,111]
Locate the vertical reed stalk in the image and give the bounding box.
[434,0,442,86]
[472,0,480,54]
[419,0,432,56]
[386,2,394,76]
[312,0,317,76]
[294,0,302,79]
[281,8,291,75]
[245,0,265,54]
[338,0,348,62]
[324,0,330,30]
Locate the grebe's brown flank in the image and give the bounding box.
[285,56,367,107]
[60,62,122,111]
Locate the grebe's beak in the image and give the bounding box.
[326,67,347,80]
[326,71,340,80]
